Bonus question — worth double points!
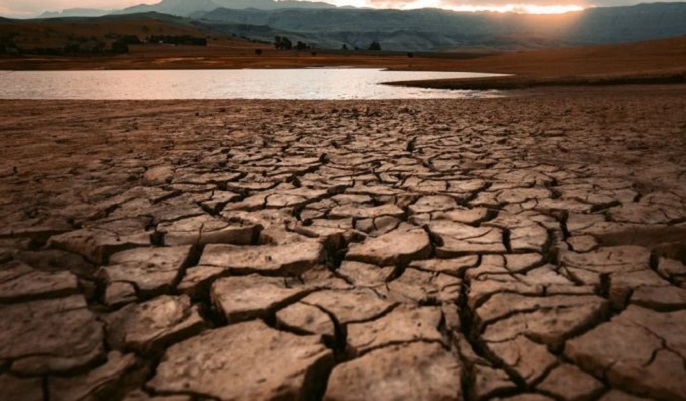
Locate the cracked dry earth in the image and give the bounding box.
[1,91,686,401]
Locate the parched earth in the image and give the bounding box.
[1,88,686,401]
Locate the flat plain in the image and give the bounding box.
[1,85,685,400]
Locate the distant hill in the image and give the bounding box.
[39,8,110,18]
[13,2,686,52]
[114,0,220,17]
[36,0,336,19]
[213,0,336,10]
[113,0,335,17]
[197,3,686,51]
[554,2,686,43]
[0,13,245,51]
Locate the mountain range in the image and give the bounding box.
[197,2,686,50]
[27,1,686,51]
[40,0,337,18]
[39,8,111,18]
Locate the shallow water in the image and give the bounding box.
[0,68,503,100]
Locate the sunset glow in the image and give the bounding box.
[431,4,585,13]
[513,4,585,13]
[325,0,586,14]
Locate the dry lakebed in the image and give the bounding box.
[1,86,686,400]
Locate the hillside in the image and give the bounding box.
[10,3,686,51]
[111,0,336,17]
[39,8,110,18]
[36,0,336,19]
[198,3,686,51]
[0,14,254,52]
[115,0,220,17]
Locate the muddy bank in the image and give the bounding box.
[387,71,686,90]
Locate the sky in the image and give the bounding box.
[0,0,676,17]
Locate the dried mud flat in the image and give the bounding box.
[1,87,686,401]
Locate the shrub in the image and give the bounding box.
[111,40,129,54]
[147,35,207,46]
[274,36,293,50]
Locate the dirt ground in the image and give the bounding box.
[1,86,685,400]
[0,45,488,71]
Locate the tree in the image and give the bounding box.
[368,41,381,51]
[0,36,16,54]
[341,44,348,50]
[147,35,206,46]
[255,48,263,55]
[296,41,309,51]
[111,39,129,54]
[274,36,293,50]
[118,35,142,45]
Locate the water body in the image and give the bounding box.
[0,68,503,100]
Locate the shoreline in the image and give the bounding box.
[0,51,491,72]
[2,35,686,93]
[385,71,686,90]
[3,62,686,98]
[3,55,685,94]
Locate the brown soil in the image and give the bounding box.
[388,35,686,89]
[1,87,686,399]
[0,45,488,71]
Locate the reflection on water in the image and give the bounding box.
[0,68,503,100]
